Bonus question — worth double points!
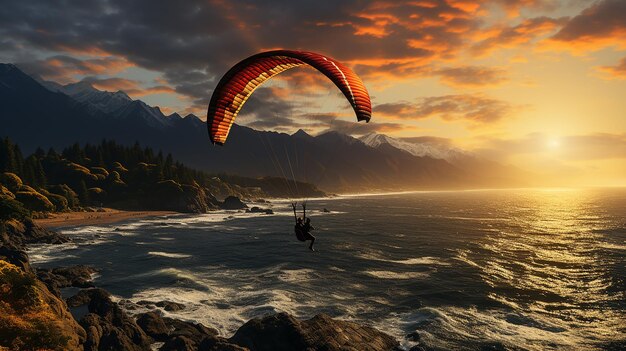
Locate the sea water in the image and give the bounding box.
[28,188,626,350]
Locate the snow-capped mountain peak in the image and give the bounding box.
[359,132,468,161]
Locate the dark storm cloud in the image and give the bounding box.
[17,55,132,83]
[551,0,626,42]
[237,87,301,130]
[0,0,487,103]
[0,0,578,119]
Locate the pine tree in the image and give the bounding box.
[77,180,90,205]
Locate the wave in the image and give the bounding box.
[147,251,192,259]
[364,270,429,280]
[359,253,450,266]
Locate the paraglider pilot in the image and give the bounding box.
[292,202,316,251]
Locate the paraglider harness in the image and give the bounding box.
[292,202,308,242]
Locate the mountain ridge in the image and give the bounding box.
[0,63,529,192]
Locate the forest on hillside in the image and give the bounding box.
[0,138,324,219]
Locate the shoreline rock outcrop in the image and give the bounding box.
[230,313,400,351]
[221,196,248,210]
[0,219,403,351]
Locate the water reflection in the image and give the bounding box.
[457,189,625,349]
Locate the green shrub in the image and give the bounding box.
[18,184,36,193]
[0,185,15,199]
[112,162,128,172]
[15,191,54,212]
[90,167,109,177]
[47,184,79,209]
[0,173,23,192]
[37,188,69,212]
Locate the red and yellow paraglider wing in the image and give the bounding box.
[207,50,371,145]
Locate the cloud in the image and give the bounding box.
[545,0,626,52]
[597,57,626,79]
[434,65,508,87]
[316,118,411,136]
[375,94,517,124]
[17,55,133,83]
[81,77,176,97]
[471,16,565,57]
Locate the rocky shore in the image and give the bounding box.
[0,218,404,351]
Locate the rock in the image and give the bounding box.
[136,312,169,341]
[37,265,97,298]
[0,246,32,273]
[198,336,249,351]
[134,313,220,350]
[1,218,69,250]
[67,289,93,307]
[230,313,399,351]
[246,206,273,214]
[161,335,196,351]
[406,331,421,342]
[221,196,248,210]
[161,316,219,344]
[408,346,426,351]
[71,288,151,351]
[155,300,186,311]
[323,208,331,213]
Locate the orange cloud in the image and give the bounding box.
[596,57,626,79]
[86,77,175,98]
[435,65,508,88]
[471,17,564,57]
[375,94,518,125]
[22,55,133,84]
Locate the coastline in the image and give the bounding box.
[33,208,179,229]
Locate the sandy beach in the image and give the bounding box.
[34,208,179,229]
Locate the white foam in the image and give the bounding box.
[359,253,450,266]
[147,251,192,259]
[121,267,310,336]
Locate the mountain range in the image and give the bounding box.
[0,63,529,192]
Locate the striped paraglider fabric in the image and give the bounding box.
[207,50,371,145]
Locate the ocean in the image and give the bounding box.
[28,188,626,350]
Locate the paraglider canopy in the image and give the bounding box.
[206,50,372,145]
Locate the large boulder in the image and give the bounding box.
[135,311,223,350]
[221,196,248,210]
[230,313,400,351]
[70,288,151,351]
[0,219,68,250]
[37,265,97,298]
[136,312,169,341]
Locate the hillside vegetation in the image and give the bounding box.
[0,138,324,217]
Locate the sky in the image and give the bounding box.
[1,0,625,186]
